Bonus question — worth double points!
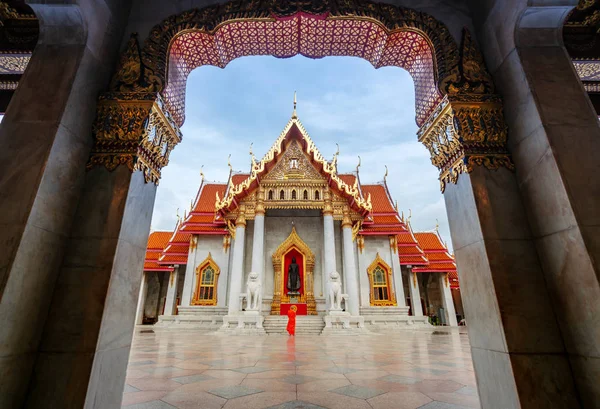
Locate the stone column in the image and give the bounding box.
[135,272,149,325]
[162,266,180,316]
[438,273,458,327]
[23,51,182,408]
[419,72,578,405]
[181,236,198,307]
[227,205,246,315]
[0,4,132,408]
[389,236,407,307]
[341,207,359,316]
[322,190,337,276]
[406,268,424,316]
[250,188,265,309]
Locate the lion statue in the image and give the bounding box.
[328,271,342,311]
[246,272,262,311]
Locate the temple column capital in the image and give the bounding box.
[418,94,513,192]
[88,92,182,185]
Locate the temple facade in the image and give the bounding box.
[136,110,463,333]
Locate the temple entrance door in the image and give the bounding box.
[271,226,316,315]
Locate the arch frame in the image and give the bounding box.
[367,252,397,307]
[271,226,317,315]
[191,252,221,306]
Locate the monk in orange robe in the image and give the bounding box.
[286,305,297,336]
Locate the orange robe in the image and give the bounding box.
[286,309,296,336]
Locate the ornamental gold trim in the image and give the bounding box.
[270,226,317,315]
[367,253,397,307]
[215,117,372,214]
[88,93,182,185]
[191,252,220,306]
[418,94,513,192]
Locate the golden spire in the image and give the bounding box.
[292,91,297,119]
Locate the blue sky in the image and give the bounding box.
[152,55,452,249]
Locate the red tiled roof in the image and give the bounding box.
[339,174,357,187]
[231,173,250,185]
[361,185,395,213]
[144,231,175,271]
[192,184,226,213]
[414,232,446,251]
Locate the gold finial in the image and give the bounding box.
[190,199,194,211]
[408,209,412,222]
[200,165,205,182]
[401,210,405,222]
[176,207,180,222]
[292,91,297,119]
[384,165,388,183]
[332,143,340,167]
[436,219,440,231]
[356,155,361,173]
[395,200,399,213]
[227,154,232,172]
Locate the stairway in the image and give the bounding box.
[263,315,325,335]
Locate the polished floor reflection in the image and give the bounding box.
[122,328,480,409]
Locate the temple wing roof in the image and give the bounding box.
[412,231,457,274]
[144,231,175,271]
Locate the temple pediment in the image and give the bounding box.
[215,116,372,217]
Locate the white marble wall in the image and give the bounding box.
[357,236,395,306]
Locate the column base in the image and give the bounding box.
[217,314,266,335]
[322,311,368,335]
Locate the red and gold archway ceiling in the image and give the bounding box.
[164,12,441,127]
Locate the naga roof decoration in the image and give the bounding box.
[214,116,372,215]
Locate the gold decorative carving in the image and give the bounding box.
[235,204,246,227]
[341,206,352,228]
[412,271,418,287]
[191,252,220,306]
[445,29,495,95]
[169,271,175,287]
[367,253,397,307]
[418,94,513,192]
[323,190,334,216]
[88,94,182,185]
[255,186,265,215]
[222,234,231,252]
[444,273,449,287]
[190,235,198,251]
[215,117,371,214]
[270,226,317,315]
[356,234,365,254]
[352,221,362,242]
[225,219,236,239]
[389,235,398,254]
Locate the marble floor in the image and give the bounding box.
[122,327,480,409]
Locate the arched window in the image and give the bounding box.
[280,190,285,200]
[303,190,308,200]
[268,190,273,200]
[192,253,220,305]
[367,253,396,306]
[292,190,297,200]
[315,190,320,200]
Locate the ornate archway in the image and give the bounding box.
[271,226,316,315]
[90,0,511,194]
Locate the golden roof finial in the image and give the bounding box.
[384,165,388,183]
[401,210,405,222]
[436,219,440,231]
[408,208,412,222]
[395,200,399,213]
[332,143,340,167]
[227,154,232,173]
[356,155,361,173]
[200,165,205,182]
[292,91,297,119]
[190,199,194,211]
[176,207,180,222]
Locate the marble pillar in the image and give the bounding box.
[389,237,406,307]
[163,266,180,316]
[180,236,197,307]
[227,206,247,315]
[135,272,149,325]
[250,188,265,311]
[341,209,359,316]
[322,191,337,279]
[438,273,458,327]
[407,268,424,317]
[0,3,132,408]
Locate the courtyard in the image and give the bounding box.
[121,328,479,409]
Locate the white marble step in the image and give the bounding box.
[263,316,325,335]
